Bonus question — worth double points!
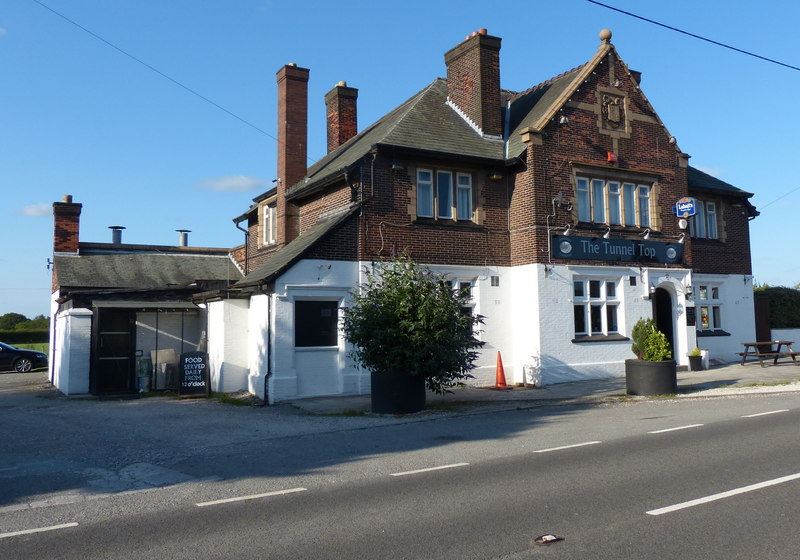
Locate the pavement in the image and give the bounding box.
[287,360,800,415]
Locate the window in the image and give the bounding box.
[577,176,651,227]
[417,169,473,221]
[573,278,619,337]
[689,201,718,239]
[697,285,722,331]
[263,202,277,245]
[295,300,339,347]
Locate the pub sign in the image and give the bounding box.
[551,235,684,264]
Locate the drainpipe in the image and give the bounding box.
[234,219,249,275]
[261,292,273,406]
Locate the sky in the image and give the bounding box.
[2,0,800,319]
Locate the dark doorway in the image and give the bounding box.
[652,288,675,359]
[93,309,135,394]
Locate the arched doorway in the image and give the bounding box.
[652,287,675,359]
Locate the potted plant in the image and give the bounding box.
[625,318,677,396]
[688,346,703,371]
[342,254,484,413]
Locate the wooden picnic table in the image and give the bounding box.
[738,341,799,367]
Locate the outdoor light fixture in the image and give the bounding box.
[685,285,693,298]
[391,162,406,172]
[559,115,569,124]
[640,228,650,240]
[677,233,686,244]
[563,224,571,235]
[649,284,657,298]
[488,172,503,180]
[602,227,611,239]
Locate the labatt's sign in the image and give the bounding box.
[675,197,696,217]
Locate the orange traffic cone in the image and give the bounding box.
[495,351,507,388]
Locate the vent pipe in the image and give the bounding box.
[108,226,126,244]
[176,229,191,247]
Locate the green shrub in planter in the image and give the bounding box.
[342,255,484,397]
[631,318,672,361]
[626,318,676,396]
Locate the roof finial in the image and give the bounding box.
[599,28,612,44]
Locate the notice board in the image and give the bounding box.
[179,351,209,397]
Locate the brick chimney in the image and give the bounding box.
[325,81,358,153]
[444,28,502,138]
[276,63,309,245]
[53,194,82,254]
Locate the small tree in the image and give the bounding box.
[342,255,484,394]
[630,318,672,361]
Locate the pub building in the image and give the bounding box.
[50,29,759,400]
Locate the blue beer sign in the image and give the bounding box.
[675,197,696,217]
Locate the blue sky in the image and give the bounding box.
[3,0,800,318]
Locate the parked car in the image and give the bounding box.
[0,342,48,372]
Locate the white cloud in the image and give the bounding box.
[19,203,51,217]
[195,175,265,193]
[693,166,725,178]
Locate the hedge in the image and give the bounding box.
[755,287,800,329]
[0,329,49,345]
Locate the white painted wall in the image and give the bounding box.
[206,299,249,393]
[693,274,757,364]
[267,259,362,402]
[771,328,800,343]
[247,294,270,401]
[52,307,92,395]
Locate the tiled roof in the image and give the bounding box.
[236,204,360,287]
[287,79,505,199]
[55,252,242,290]
[687,166,753,197]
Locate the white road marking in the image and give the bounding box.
[741,409,790,418]
[647,423,704,434]
[0,522,79,540]
[647,472,800,516]
[533,441,602,453]
[390,463,470,477]
[195,487,307,507]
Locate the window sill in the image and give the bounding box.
[572,334,630,343]
[696,329,730,337]
[414,217,484,230]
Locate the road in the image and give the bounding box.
[2,384,799,559]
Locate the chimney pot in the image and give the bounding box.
[62,194,73,203]
[478,28,487,35]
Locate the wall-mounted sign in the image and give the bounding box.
[179,351,209,397]
[674,197,697,218]
[551,235,684,264]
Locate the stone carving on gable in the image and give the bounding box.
[601,93,625,130]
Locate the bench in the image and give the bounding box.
[738,346,798,367]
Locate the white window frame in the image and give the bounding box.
[573,278,620,337]
[577,176,651,227]
[263,202,277,246]
[416,168,474,222]
[689,200,718,240]
[697,284,722,331]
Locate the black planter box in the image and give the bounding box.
[370,371,426,414]
[688,355,703,371]
[625,359,677,396]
